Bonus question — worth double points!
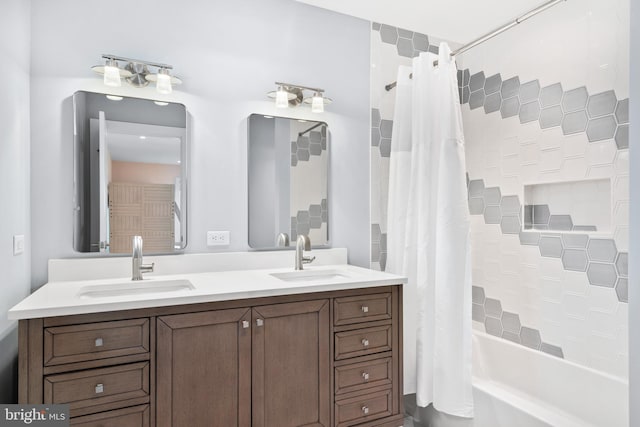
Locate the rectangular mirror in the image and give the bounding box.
[248,114,329,249]
[73,91,188,254]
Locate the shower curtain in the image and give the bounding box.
[386,43,473,418]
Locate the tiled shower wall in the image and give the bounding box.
[370,0,629,379]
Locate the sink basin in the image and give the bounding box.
[270,269,350,283]
[78,279,195,299]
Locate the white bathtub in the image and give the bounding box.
[471,331,629,427]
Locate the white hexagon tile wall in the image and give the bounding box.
[370,0,629,379]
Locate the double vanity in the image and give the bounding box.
[10,250,406,427]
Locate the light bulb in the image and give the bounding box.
[104,64,121,87]
[311,93,324,113]
[156,70,173,94]
[275,87,289,108]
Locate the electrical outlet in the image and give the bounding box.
[207,231,230,246]
[13,235,25,255]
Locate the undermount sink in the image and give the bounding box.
[78,279,195,299]
[270,269,350,283]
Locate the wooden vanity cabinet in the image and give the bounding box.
[19,285,403,427]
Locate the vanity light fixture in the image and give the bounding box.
[154,101,169,106]
[92,55,182,94]
[267,82,332,112]
[105,94,123,101]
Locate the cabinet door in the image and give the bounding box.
[252,299,330,427]
[156,308,251,427]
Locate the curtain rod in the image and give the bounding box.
[384,0,567,92]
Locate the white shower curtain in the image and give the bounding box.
[386,43,473,418]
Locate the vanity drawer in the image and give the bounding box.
[335,325,392,360]
[71,405,149,427]
[335,389,393,427]
[335,356,392,395]
[44,319,150,366]
[44,362,149,412]
[334,293,392,326]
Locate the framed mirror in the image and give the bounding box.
[248,114,329,249]
[73,91,188,254]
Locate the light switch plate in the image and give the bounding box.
[13,235,25,255]
[207,231,230,246]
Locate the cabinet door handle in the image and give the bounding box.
[361,406,369,415]
[361,338,369,347]
[361,305,369,313]
[95,383,104,394]
[241,320,250,329]
[362,372,369,381]
[256,319,264,327]
[95,337,103,347]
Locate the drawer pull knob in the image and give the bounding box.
[256,319,264,327]
[362,372,370,381]
[95,383,104,394]
[242,320,250,329]
[95,338,103,347]
[362,406,369,415]
[361,338,369,347]
[361,305,369,313]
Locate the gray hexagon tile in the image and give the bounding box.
[548,215,573,231]
[501,312,521,334]
[502,331,521,344]
[380,139,391,157]
[616,278,628,303]
[484,298,503,318]
[586,262,618,287]
[562,249,589,272]
[541,343,564,358]
[472,286,486,304]
[501,76,520,99]
[397,38,414,58]
[539,105,563,129]
[519,101,540,124]
[615,99,629,124]
[468,179,485,197]
[587,90,617,118]
[616,252,628,277]
[520,327,542,350]
[379,24,398,44]
[500,195,520,215]
[562,234,589,249]
[562,87,589,113]
[587,239,617,263]
[519,80,540,104]
[473,303,486,322]
[519,231,540,246]
[469,89,486,110]
[501,97,520,118]
[562,110,589,135]
[380,120,393,138]
[615,124,629,149]
[469,72,485,92]
[371,128,380,147]
[483,187,502,205]
[484,74,502,95]
[539,234,563,258]
[540,83,563,108]
[413,33,429,52]
[371,108,381,127]
[485,317,503,337]
[469,197,485,215]
[586,115,617,142]
[484,92,502,114]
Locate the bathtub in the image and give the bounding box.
[470,331,629,427]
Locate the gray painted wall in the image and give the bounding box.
[29,0,371,288]
[0,0,30,404]
[629,0,638,423]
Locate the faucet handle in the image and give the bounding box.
[302,256,316,265]
[140,263,155,274]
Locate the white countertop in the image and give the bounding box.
[8,264,406,320]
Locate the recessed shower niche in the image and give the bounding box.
[523,178,612,233]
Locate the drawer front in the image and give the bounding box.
[44,362,149,410]
[334,293,392,326]
[335,389,393,427]
[44,319,150,366]
[335,357,392,395]
[335,325,392,360]
[71,405,149,427]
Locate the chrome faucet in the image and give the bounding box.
[277,232,290,247]
[295,235,315,270]
[132,236,154,281]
